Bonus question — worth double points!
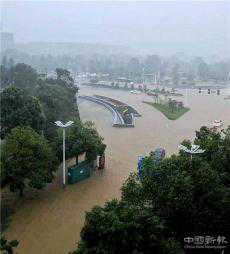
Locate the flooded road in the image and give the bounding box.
[5,86,230,254]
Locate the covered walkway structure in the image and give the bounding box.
[78,95,141,127]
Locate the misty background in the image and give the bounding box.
[1,1,230,58]
[1,1,230,85]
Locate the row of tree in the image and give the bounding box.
[2,51,230,83]
[72,126,230,253]
[0,62,107,252]
[0,63,106,228]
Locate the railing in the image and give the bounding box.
[79,95,125,126]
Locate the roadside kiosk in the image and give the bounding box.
[68,160,93,184]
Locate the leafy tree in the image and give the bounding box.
[122,127,230,241]
[0,86,45,139]
[10,63,38,90]
[194,126,230,185]
[141,156,228,237]
[55,68,74,86]
[1,63,79,141]
[0,236,19,254]
[35,80,78,139]
[3,127,58,196]
[78,121,106,160]
[0,62,39,91]
[72,200,180,254]
[74,126,230,253]
[56,119,106,163]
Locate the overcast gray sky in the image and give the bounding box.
[1,1,230,56]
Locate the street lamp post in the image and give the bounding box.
[179,144,205,160]
[55,120,74,188]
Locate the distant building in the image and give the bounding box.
[1,32,14,52]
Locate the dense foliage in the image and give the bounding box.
[74,200,180,254]
[1,63,79,139]
[2,52,230,84]
[0,63,78,187]
[56,119,106,163]
[0,62,38,90]
[36,79,78,139]
[2,127,58,196]
[0,86,45,139]
[74,126,230,253]
[0,62,105,196]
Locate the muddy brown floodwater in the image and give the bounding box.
[5,86,230,254]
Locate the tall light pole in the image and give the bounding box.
[55,121,74,188]
[179,144,205,160]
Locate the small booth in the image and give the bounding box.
[68,160,93,184]
[67,147,106,184]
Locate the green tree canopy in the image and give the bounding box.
[55,67,74,86]
[0,86,45,139]
[3,127,58,196]
[73,200,180,254]
[7,63,38,90]
[56,119,106,163]
[74,126,230,253]
[194,126,230,184]
[35,80,78,139]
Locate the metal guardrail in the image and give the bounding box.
[79,95,125,126]
[94,95,141,117]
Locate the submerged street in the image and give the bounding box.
[5,86,230,254]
